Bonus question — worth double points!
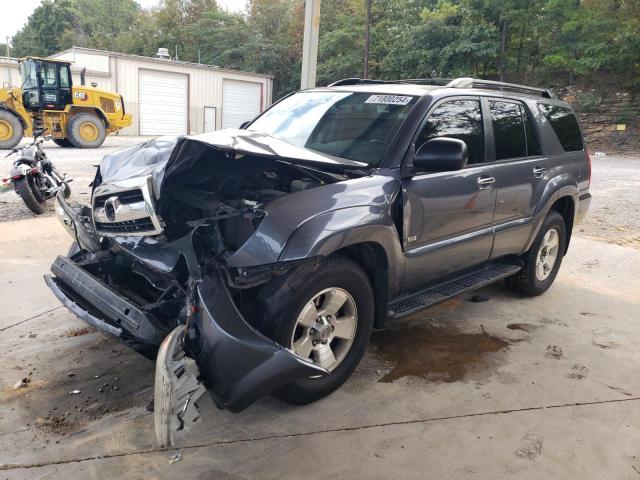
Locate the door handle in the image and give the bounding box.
[532,166,547,178]
[477,176,495,189]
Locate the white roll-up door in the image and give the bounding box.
[139,69,188,135]
[222,79,262,129]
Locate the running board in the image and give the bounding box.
[387,262,521,319]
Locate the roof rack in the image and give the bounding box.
[327,76,556,98]
[446,77,555,98]
[328,78,396,87]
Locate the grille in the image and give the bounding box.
[95,219,156,233]
[94,189,145,208]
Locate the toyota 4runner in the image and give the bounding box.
[46,77,591,445]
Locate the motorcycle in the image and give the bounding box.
[3,130,71,214]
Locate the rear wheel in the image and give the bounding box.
[67,113,106,148]
[0,111,23,150]
[53,138,73,148]
[15,176,47,214]
[267,256,374,405]
[505,210,566,296]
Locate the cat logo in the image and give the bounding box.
[73,91,88,101]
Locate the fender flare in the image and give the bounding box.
[278,205,405,297]
[10,163,32,179]
[524,174,578,252]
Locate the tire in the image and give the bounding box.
[67,113,106,148]
[266,256,374,405]
[53,138,73,148]
[505,210,566,297]
[0,111,24,150]
[15,176,47,214]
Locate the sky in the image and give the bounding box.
[0,0,247,40]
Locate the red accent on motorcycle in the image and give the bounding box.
[29,167,39,174]
[12,175,22,180]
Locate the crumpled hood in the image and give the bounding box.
[97,129,368,190]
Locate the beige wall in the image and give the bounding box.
[3,50,274,137]
[113,55,272,135]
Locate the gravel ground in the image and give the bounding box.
[0,136,154,223]
[1,139,638,248]
[575,155,640,249]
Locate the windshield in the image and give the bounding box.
[249,91,418,166]
[20,60,38,90]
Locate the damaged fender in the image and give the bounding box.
[187,270,327,413]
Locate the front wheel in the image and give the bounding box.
[505,210,567,296]
[0,111,24,150]
[15,176,47,214]
[267,256,374,405]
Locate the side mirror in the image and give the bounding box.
[239,120,252,129]
[413,137,468,172]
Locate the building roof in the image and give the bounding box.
[50,46,274,79]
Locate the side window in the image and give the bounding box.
[417,99,484,165]
[489,101,526,160]
[522,105,541,156]
[40,64,58,87]
[538,104,583,151]
[59,65,71,88]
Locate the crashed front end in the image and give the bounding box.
[44,131,359,444]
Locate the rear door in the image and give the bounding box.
[401,98,497,291]
[485,98,548,258]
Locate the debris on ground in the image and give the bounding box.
[67,372,76,377]
[14,377,31,389]
[594,151,606,157]
[545,345,564,359]
[566,364,589,380]
[66,327,96,337]
[168,453,182,464]
[37,416,71,434]
[69,390,81,395]
[469,295,490,303]
[507,323,537,332]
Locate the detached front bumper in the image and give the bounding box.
[45,254,325,415]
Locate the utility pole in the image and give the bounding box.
[300,0,321,89]
[363,0,371,78]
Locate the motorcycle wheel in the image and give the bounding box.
[15,177,47,214]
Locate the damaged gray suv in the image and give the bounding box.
[46,77,591,445]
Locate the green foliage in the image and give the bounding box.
[10,0,640,98]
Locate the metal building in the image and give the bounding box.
[1,47,273,136]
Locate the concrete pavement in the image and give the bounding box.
[0,216,639,479]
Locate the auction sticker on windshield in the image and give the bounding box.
[365,95,413,105]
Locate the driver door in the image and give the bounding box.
[401,98,497,291]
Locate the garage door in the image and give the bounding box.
[139,70,188,136]
[222,80,262,129]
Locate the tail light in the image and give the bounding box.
[585,149,592,187]
[29,167,39,175]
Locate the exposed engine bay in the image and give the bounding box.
[48,130,372,444]
[58,133,359,353]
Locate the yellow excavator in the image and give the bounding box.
[0,57,132,149]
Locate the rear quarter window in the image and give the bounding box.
[538,104,583,151]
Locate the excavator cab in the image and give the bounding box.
[20,58,73,111]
